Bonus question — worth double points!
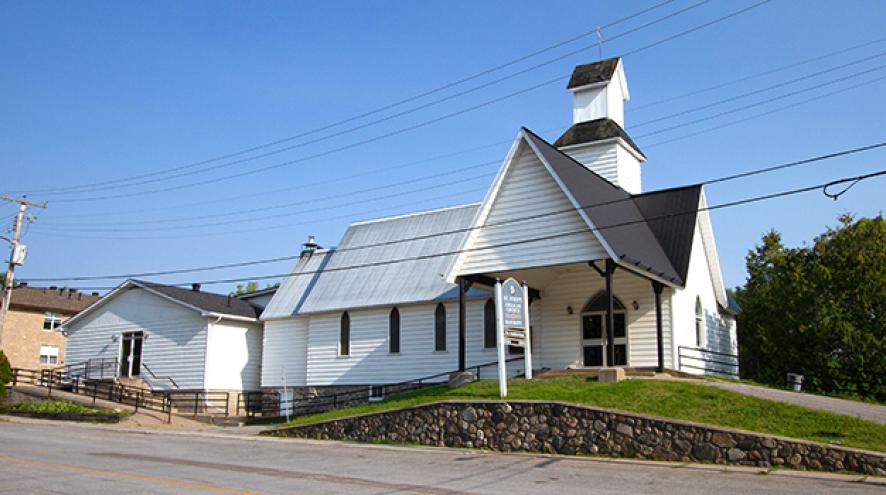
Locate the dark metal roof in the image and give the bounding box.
[523,128,686,286]
[632,185,702,283]
[554,118,645,159]
[9,286,101,314]
[135,280,262,318]
[567,57,620,90]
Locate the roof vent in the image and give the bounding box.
[301,235,320,256]
[91,292,99,296]
[49,286,58,290]
[191,283,201,292]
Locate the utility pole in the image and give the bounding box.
[0,195,47,350]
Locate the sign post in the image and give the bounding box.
[495,277,533,397]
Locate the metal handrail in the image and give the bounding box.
[678,345,740,360]
[140,363,180,389]
[239,355,527,418]
[677,346,739,377]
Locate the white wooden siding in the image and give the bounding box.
[64,288,208,390]
[261,319,308,387]
[533,268,672,370]
[572,86,609,124]
[615,145,642,194]
[671,217,738,375]
[563,143,618,185]
[456,142,607,275]
[204,320,263,391]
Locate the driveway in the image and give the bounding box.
[0,419,882,494]
[700,381,886,424]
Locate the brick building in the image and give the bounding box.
[1,283,101,369]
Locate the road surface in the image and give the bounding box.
[0,419,881,494]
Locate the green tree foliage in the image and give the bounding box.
[231,281,280,296]
[735,214,885,401]
[0,351,12,399]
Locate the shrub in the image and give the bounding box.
[0,351,12,399]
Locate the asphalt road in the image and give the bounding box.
[0,420,881,495]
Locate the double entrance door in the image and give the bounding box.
[581,311,627,367]
[119,331,144,378]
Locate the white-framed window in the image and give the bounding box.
[695,297,705,347]
[368,385,385,402]
[39,345,59,365]
[43,312,63,331]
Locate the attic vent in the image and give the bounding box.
[301,235,320,256]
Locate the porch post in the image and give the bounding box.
[458,277,467,372]
[652,281,665,373]
[605,259,616,367]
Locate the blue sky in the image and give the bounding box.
[2,0,885,294]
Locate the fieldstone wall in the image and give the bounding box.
[272,400,886,476]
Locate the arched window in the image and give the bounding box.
[434,303,446,351]
[483,299,496,349]
[389,307,400,354]
[695,297,704,347]
[339,311,350,356]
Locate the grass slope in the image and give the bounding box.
[281,378,886,452]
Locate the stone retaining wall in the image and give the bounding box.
[272,400,886,476]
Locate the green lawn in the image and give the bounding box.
[278,378,886,453]
[0,400,126,416]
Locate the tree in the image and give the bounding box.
[734,214,885,401]
[231,281,280,296]
[0,351,12,399]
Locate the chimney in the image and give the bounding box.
[49,286,57,291]
[191,283,201,292]
[556,57,645,194]
[301,235,320,257]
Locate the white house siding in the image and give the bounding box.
[572,86,609,124]
[615,145,642,194]
[204,319,263,391]
[671,216,738,375]
[261,318,309,387]
[562,143,618,185]
[456,142,608,275]
[64,288,208,390]
[533,267,672,370]
[302,299,525,386]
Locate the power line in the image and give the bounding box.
[633,62,886,139]
[629,35,886,112]
[39,0,770,203]
[41,168,886,291]
[642,72,886,149]
[27,141,886,282]
[11,0,683,197]
[631,50,886,128]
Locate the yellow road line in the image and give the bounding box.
[0,454,259,495]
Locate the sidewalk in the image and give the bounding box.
[700,380,886,424]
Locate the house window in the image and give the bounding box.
[43,312,63,331]
[483,299,496,349]
[340,311,350,356]
[39,345,59,365]
[389,307,400,354]
[434,303,446,351]
[368,385,385,402]
[695,297,705,347]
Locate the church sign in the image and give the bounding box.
[494,277,534,398]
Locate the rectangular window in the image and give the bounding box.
[368,385,385,402]
[43,312,63,331]
[39,345,59,365]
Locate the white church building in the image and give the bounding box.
[259,57,739,394]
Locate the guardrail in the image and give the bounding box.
[141,363,180,390]
[677,346,739,378]
[237,356,526,419]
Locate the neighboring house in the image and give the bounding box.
[260,57,739,396]
[62,279,267,393]
[0,283,101,370]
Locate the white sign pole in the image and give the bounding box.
[522,281,533,380]
[494,278,508,398]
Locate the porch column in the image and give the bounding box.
[457,277,467,372]
[652,281,664,373]
[605,260,616,367]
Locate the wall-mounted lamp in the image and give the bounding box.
[566,306,573,315]
[110,334,119,343]
[632,301,640,311]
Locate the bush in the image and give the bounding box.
[0,351,12,399]
[0,400,126,416]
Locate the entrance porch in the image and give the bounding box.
[456,261,673,374]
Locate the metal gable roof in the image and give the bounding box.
[261,204,492,319]
[632,185,702,284]
[522,128,684,285]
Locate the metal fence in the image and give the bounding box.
[677,346,739,378]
